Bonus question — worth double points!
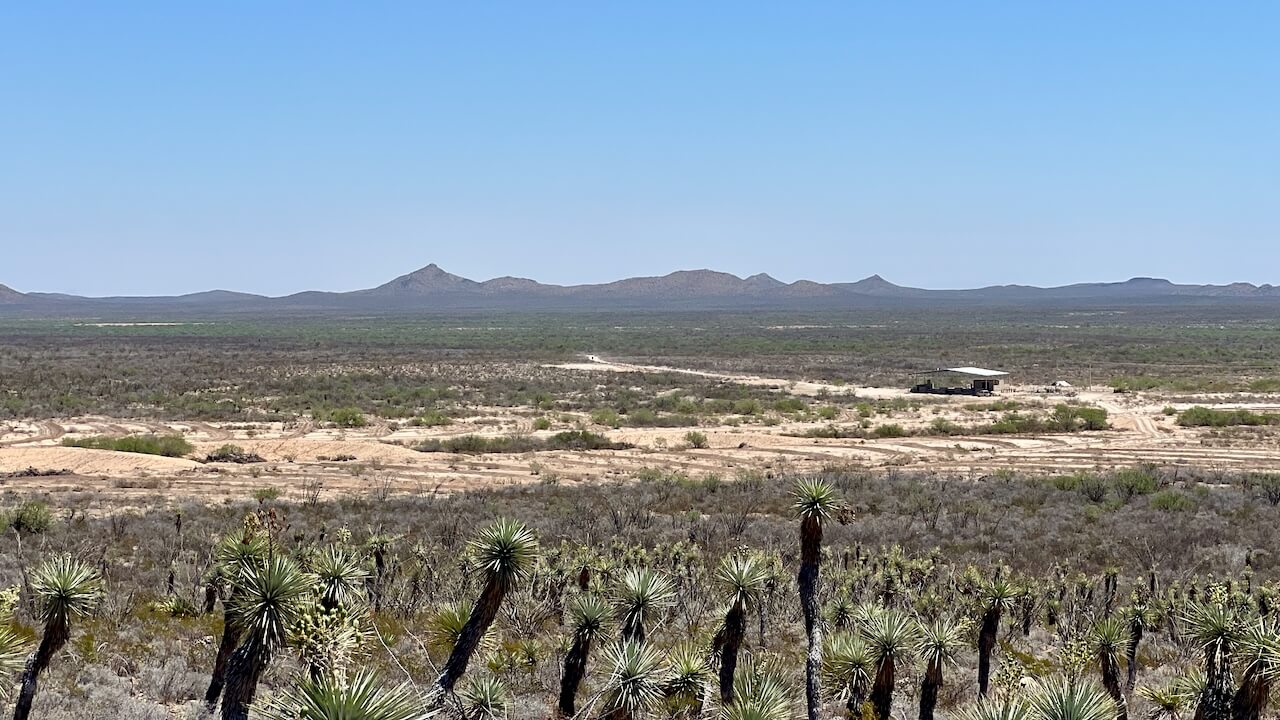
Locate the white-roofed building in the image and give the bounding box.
[910,366,1009,395]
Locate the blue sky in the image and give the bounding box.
[2,2,1276,296]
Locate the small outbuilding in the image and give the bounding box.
[910,367,1009,396]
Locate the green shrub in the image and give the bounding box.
[816,406,839,421]
[1149,490,1196,513]
[328,407,368,428]
[410,411,452,427]
[1077,474,1109,503]
[1177,406,1280,427]
[927,418,962,435]
[531,417,552,431]
[63,434,194,457]
[9,501,52,534]
[684,431,709,449]
[1252,472,1280,506]
[873,423,906,438]
[590,408,621,428]
[1111,468,1158,502]
[773,398,807,414]
[732,399,762,416]
[204,444,265,463]
[252,487,282,503]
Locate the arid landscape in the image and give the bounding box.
[1,304,1280,719]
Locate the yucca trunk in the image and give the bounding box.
[437,578,506,691]
[1195,642,1234,720]
[846,681,868,719]
[12,616,68,720]
[977,608,1000,697]
[204,613,242,707]
[718,601,747,705]
[870,657,896,720]
[1101,651,1129,720]
[220,641,271,720]
[1229,669,1270,720]
[622,614,645,645]
[799,513,823,720]
[919,659,942,720]
[1125,619,1144,694]
[557,633,593,717]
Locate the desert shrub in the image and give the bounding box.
[1177,406,1280,427]
[1077,474,1109,503]
[415,431,629,454]
[1162,406,1178,416]
[531,417,552,431]
[204,444,265,463]
[1053,405,1109,431]
[815,406,839,420]
[732,399,761,416]
[547,430,629,451]
[1111,468,1158,502]
[410,411,452,427]
[1149,489,1196,512]
[590,408,621,428]
[327,407,368,428]
[63,434,194,457]
[928,417,963,435]
[252,487,282,503]
[9,500,53,534]
[1253,472,1280,506]
[873,423,906,438]
[773,398,807,414]
[684,431,709,449]
[623,409,698,427]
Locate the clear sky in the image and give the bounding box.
[2,2,1277,296]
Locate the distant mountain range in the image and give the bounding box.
[3,265,1280,315]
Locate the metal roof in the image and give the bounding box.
[914,366,1009,377]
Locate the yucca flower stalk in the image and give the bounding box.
[12,555,103,720]
[792,477,839,720]
[434,519,539,694]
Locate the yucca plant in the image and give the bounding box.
[1023,676,1118,720]
[1089,617,1131,720]
[792,477,839,720]
[600,640,667,720]
[1138,669,1203,720]
[434,519,538,694]
[0,627,28,701]
[665,640,712,717]
[1230,618,1280,720]
[953,699,1028,720]
[615,568,675,645]
[864,607,918,720]
[917,617,970,720]
[313,544,370,611]
[977,576,1019,697]
[459,675,508,720]
[1182,598,1238,720]
[292,603,366,682]
[12,554,103,720]
[723,655,794,720]
[715,555,769,705]
[558,593,612,717]
[205,521,271,708]
[823,631,873,718]
[221,554,317,720]
[255,669,430,720]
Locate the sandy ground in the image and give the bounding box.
[3,360,1279,510]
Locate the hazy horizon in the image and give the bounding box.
[3,4,1277,296]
